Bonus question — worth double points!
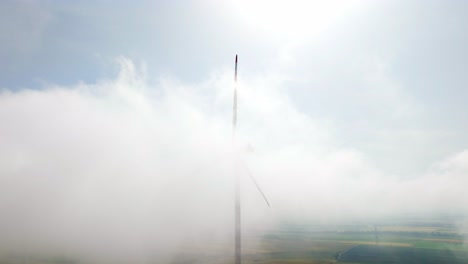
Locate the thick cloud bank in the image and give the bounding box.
[0,58,467,262]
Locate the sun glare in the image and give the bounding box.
[233,0,360,38]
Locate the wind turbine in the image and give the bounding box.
[232,55,270,264]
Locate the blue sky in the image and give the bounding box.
[1,0,468,259]
[2,0,468,175]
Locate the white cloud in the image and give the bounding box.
[0,58,467,261]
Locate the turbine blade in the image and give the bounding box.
[244,165,271,208]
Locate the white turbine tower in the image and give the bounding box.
[232,55,270,264]
[233,54,241,264]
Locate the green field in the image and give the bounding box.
[338,244,468,263]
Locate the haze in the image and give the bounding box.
[1,0,468,263]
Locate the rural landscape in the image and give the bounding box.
[1,216,466,263]
[171,216,468,263]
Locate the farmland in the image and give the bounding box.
[173,218,468,264]
[1,218,467,263]
[338,244,468,263]
[246,220,468,264]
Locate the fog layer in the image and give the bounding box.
[0,58,467,261]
